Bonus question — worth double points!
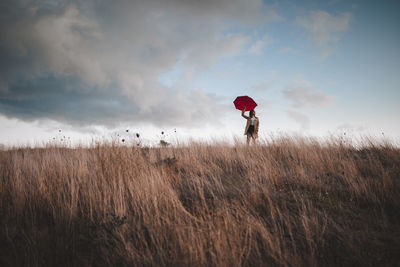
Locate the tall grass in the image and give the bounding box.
[0,136,399,266]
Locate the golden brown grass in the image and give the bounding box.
[0,136,399,266]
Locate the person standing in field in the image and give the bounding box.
[241,107,259,145]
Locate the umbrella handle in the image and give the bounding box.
[241,107,249,119]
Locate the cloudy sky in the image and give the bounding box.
[1,0,399,145]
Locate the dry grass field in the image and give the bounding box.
[0,136,399,266]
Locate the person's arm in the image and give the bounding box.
[241,107,249,119]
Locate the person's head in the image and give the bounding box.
[250,110,256,117]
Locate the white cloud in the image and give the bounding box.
[251,82,273,92]
[286,110,310,131]
[282,80,334,108]
[249,35,273,54]
[251,70,277,92]
[278,47,298,55]
[297,10,351,58]
[179,33,249,83]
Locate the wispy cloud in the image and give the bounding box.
[296,10,351,59]
[282,80,334,108]
[249,35,274,54]
[251,70,277,92]
[251,82,274,92]
[286,110,310,131]
[278,47,299,55]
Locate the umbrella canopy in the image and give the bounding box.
[233,96,257,111]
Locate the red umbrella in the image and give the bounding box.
[233,96,257,111]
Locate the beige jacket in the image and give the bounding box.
[242,110,259,138]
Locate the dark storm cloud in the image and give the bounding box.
[0,0,278,127]
[0,73,222,127]
[0,75,137,125]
